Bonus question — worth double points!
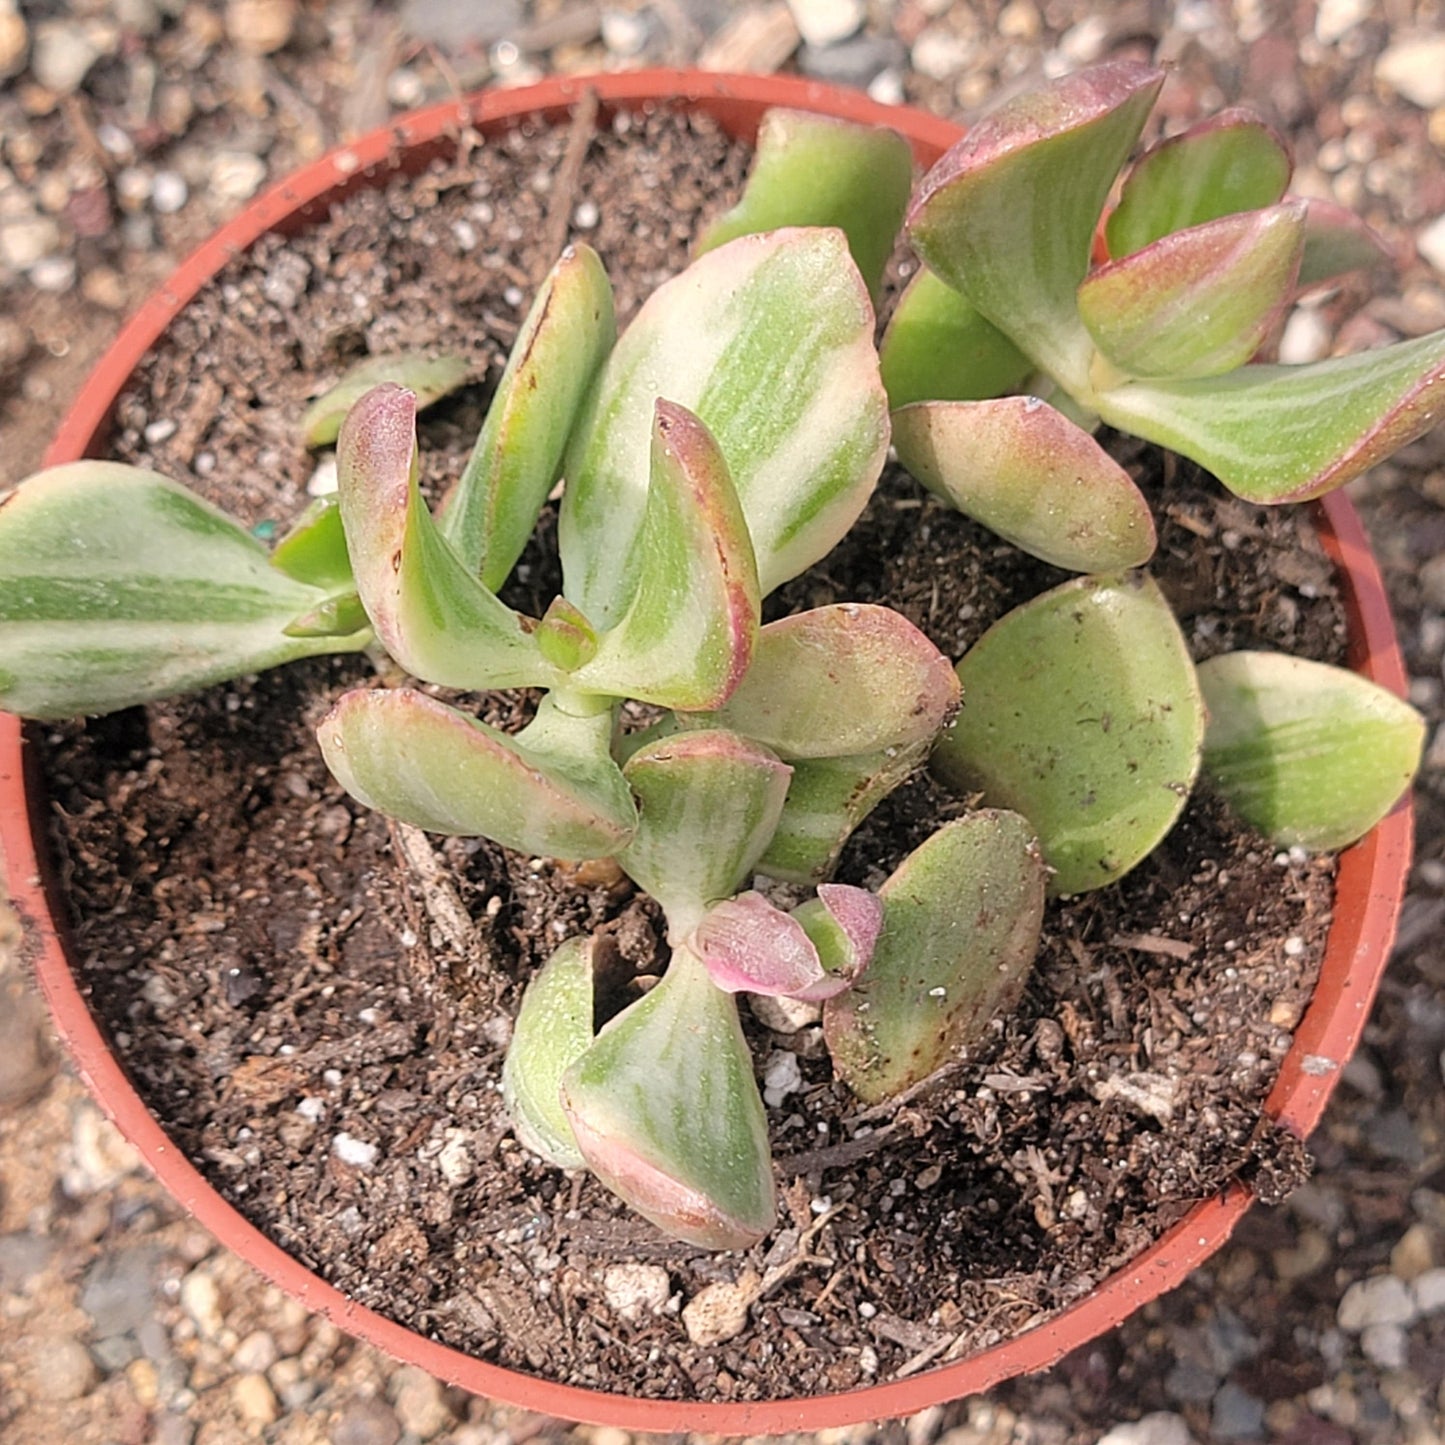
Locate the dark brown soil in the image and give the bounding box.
[34,107,1344,1403]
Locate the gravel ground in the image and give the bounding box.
[2,2,1445,1442]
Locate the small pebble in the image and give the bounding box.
[232,1371,280,1426]
[1391,1222,1436,1281]
[333,1132,379,1168]
[180,1268,225,1338]
[1098,1413,1196,1445]
[1419,214,1445,275]
[226,0,296,54]
[601,8,653,57]
[682,1276,755,1346]
[331,1394,403,1445]
[212,152,268,202]
[602,1262,671,1322]
[0,215,61,272]
[1337,1273,1417,1332]
[30,18,103,94]
[28,1335,99,1401]
[1376,35,1445,110]
[152,171,188,214]
[1212,1383,1266,1441]
[390,1365,454,1438]
[0,6,28,81]
[786,0,864,49]
[1412,1265,1445,1315]
[1361,1321,1408,1370]
[231,1329,279,1373]
[1315,0,1373,44]
[0,979,55,1106]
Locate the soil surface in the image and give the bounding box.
[35,105,1341,1404]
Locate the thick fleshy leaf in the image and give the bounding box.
[790,884,884,1000]
[823,811,1046,1104]
[561,228,888,623]
[693,891,825,997]
[932,573,1205,896]
[619,729,791,935]
[282,591,368,639]
[1079,204,1306,380]
[270,496,352,590]
[302,350,468,448]
[695,108,913,300]
[1198,651,1424,850]
[561,946,776,1250]
[702,604,959,758]
[501,936,595,1169]
[758,738,930,884]
[568,402,759,711]
[1104,109,1291,259]
[1096,328,1445,503]
[535,595,598,673]
[442,245,615,587]
[879,267,1034,410]
[907,61,1164,389]
[316,688,636,858]
[0,463,367,719]
[336,384,558,689]
[1297,200,1391,291]
[892,397,1156,571]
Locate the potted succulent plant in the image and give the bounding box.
[0,65,1436,1431]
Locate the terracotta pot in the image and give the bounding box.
[0,69,1414,1434]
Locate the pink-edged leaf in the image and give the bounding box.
[1104,108,1292,259]
[1080,204,1306,380]
[693,891,825,997]
[907,60,1165,390]
[703,603,959,759]
[880,267,1034,410]
[1097,327,1445,503]
[442,245,615,588]
[1297,199,1391,291]
[561,947,776,1249]
[561,228,888,623]
[823,811,1046,1104]
[302,350,468,448]
[696,108,914,301]
[789,884,884,1000]
[892,397,1156,571]
[336,385,558,690]
[619,729,792,936]
[316,688,636,858]
[569,401,759,711]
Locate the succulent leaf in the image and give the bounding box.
[1104,109,1292,259]
[758,739,931,884]
[907,60,1164,389]
[1198,651,1424,850]
[0,463,367,719]
[316,688,636,858]
[270,496,353,590]
[442,245,616,588]
[879,267,1034,410]
[336,384,559,689]
[693,891,826,997]
[1079,203,1306,380]
[1296,200,1391,291]
[282,590,368,639]
[790,884,884,1000]
[568,401,760,711]
[561,228,888,623]
[823,811,1046,1104]
[933,573,1205,896]
[1095,328,1445,503]
[501,936,596,1169]
[561,946,776,1250]
[535,595,598,672]
[892,397,1156,571]
[619,728,791,934]
[302,350,468,449]
[695,108,914,301]
[702,604,959,759]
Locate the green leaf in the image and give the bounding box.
[568,402,760,711]
[695,108,914,301]
[442,245,615,588]
[892,397,1156,571]
[879,267,1034,410]
[1105,109,1292,259]
[1198,651,1424,850]
[501,936,595,1169]
[561,945,776,1250]
[270,496,353,590]
[561,228,889,623]
[316,688,636,858]
[1297,199,1391,291]
[758,739,931,884]
[0,462,367,719]
[1095,328,1445,503]
[907,60,1164,389]
[932,573,1205,896]
[336,384,559,689]
[535,595,598,673]
[703,603,958,759]
[1079,203,1306,380]
[282,590,368,639]
[619,729,792,935]
[302,351,468,448]
[790,884,883,999]
[823,811,1046,1104]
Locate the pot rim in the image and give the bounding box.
[0,69,1414,1435]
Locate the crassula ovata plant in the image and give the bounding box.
[0,63,1435,1251]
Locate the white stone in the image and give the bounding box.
[1418,215,1445,277]
[151,171,188,214]
[31,19,102,94]
[682,1278,754,1346]
[1278,308,1333,365]
[0,215,60,271]
[1314,0,1373,44]
[601,8,651,57]
[911,26,970,80]
[28,254,74,294]
[1376,35,1445,111]
[1337,1273,1417,1332]
[28,1336,98,1401]
[231,1329,279,1373]
[307,455,338,497]
[211,152,267,202]
[1411,1266,1445,1316]
[1098,1412,1196,1445]
[232,1372,279,1426]
[749,992,820,1033]
[180,1268,224,1338]
[1361,1321,1408,1370]
[602,1263,671,1322]
[437,1129,473,1186]
[391,1364,454,1439]
[762,1048,803,1107]
[786,0,864,49]
[867,69,905,107]
[0,6,28,83]
[333,1132,379,1168]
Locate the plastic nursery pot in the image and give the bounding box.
[0,69,1415,1435]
